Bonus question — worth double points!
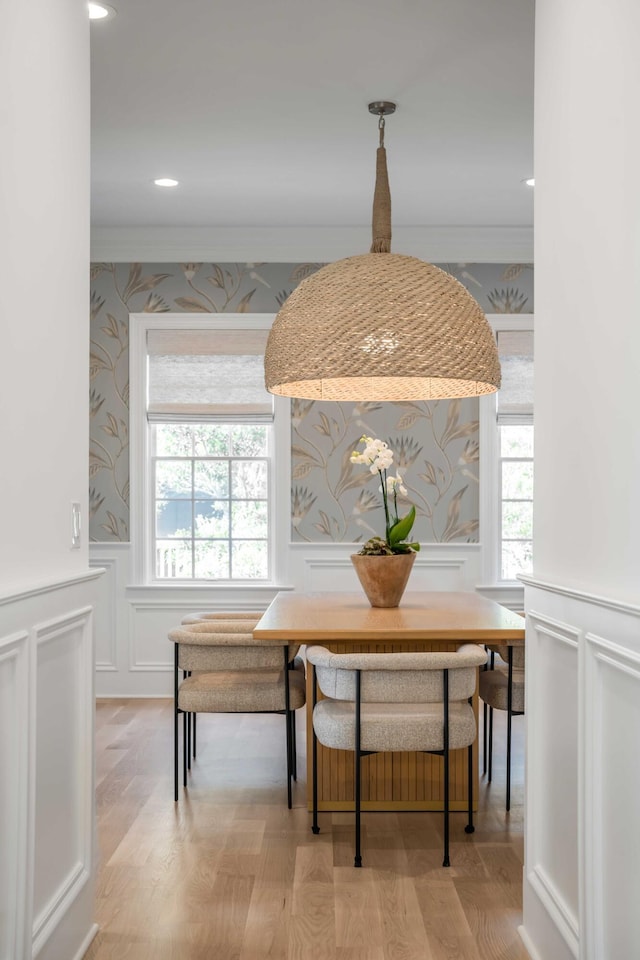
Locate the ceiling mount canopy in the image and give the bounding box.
[264,102,501,401]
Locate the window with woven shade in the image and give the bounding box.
[496,329,534,581]
[479,317,534,591]
[130,315,286,585]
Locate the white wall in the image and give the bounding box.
[0,3,98,959]
[1,0,90,591]
[521,2,640,958]
[533,0,640,603]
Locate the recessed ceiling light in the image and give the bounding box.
[154,178,179,187]
[88,3,116,20]
[525,178,535,187]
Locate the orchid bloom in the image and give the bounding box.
[386,474,408,497]
[349,436,418,553]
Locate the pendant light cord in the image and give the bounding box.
[370,114,392,254]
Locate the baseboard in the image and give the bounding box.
[73,923,99,960]
[517,924,541,960]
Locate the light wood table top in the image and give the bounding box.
[254,591,525,644]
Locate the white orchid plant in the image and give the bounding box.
[350,436,420,556]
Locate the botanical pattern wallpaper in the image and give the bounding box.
[89,261,533,542]
[291,398,480,543]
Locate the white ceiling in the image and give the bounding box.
[90,0,534,238]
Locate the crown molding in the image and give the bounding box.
[90,225,534,264]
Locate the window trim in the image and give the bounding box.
[130,313,290,587]
[479,314,534,588]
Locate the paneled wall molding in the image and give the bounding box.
[582,631,640,960]
[89,556,118,671]
[0,568,105,608]
[528,866,579,958]
[90,224,534,264]
[32,608,95,958]
[90,541,495,697]
[88,540,131,551]
[0,630,30,960]
[288,541,481,552]
[474,582,525,611]
[126,585,293,606]
[300,555,467,593]
[2,576,98,960]
[522,580,640,960]
[525,609,580,959]
[519,574,640,619]
[289,541,482,593]
[527,610,581,649]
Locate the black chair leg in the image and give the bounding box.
[284,647,292,809]
[354,670,362,868]
[483,649,496,778]
[174,645,179,801]
[506,646,513,812]
[464,726,475,834]
[292,711,297,781]
[193,712,196,759]
[483,701,487,775]
[442,669,450,867]
[312,664,320,834]
[488,706,494,783]
[183,711,188,787]
[187,712,191,771]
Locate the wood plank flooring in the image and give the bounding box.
[84,699,528,960]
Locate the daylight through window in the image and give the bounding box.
[153,422,271,580]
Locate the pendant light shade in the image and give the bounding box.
[264,103,501,401]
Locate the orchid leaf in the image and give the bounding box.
[388,505,416,546]
[392,541,421,553]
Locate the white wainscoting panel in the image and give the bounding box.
[521,576,640,960]
[0,631,30,960]
[583,632,640,960]
[128,601,182,674]
[526,610,580,955]
[1,571,99,960]
[289,541,482,594]
[32,607,94,957]
[90,557,117,672]
[91,541,488,697]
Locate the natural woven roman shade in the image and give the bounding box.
[148,328,273,420]
[496,329,534,422]
[264,104,501,401]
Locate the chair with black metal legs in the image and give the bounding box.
[306,643,487,868]
[177,613,268,779]
[479,642,525,811]
[168,619,305,808]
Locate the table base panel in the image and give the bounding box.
[305,639,480,813]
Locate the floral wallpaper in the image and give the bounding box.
[89,261,533,542]
[291,398,480,543]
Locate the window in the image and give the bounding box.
[130,315,288,585]
[153,422,270,580]
[496,328,534,581]
[479,317,534,586]
[499,423,533,579]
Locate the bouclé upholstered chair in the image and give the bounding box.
[168,617,305,808]
[306,643,487,867]
[480,642,525,811]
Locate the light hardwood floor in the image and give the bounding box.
[85,698,528,960]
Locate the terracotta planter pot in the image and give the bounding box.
[350,551,416,608]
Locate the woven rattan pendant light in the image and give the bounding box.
[264,102,501,401]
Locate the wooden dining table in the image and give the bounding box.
[254,590,525,812]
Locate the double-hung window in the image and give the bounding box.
[130,315,286,585]
[496,328,534,580]
[480,317,534,587]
